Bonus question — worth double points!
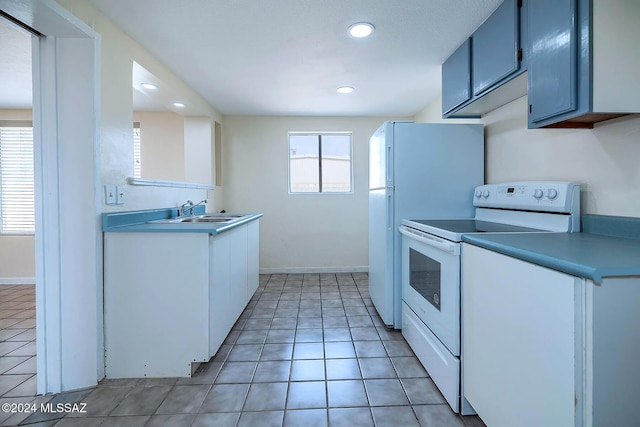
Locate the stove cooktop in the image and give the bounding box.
[402,218,550,243]
[408,219,544,234]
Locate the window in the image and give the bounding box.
[289,133,352,193]
[0,122,34,234]
[133,122,141,178]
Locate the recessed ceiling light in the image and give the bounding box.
[173,102,185,108]
[337,86,355,94]
[141,83,158,90]
[348,22,374,38]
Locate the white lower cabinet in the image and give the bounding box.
[462,243,640,427]
[104,220,260,378]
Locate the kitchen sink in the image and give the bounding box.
[148,214,246,224]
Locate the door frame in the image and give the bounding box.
[0,0,102,394]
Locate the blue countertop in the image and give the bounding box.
[462,215,640,283]
[102,207,262,235]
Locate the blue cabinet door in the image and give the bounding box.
[528,0,578,124]
[472,0,521,96]
[442,39,471,114]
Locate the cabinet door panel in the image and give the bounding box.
[528,0,578,123]
[462,244,577,427]
[442,39,471,114]
[472,0,520,96]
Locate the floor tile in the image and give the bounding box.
[260,344,293,361]
[327,380,368,407]
[364,379,410,406]
[200,383,249,412]
[235,329,268,344]
[236,410,283,427]
[383,340,415,357]
[192,412,240,427]
[329,407,375,427]
[292,342,324,360]
[155,385,209,414]
[110,385,172,416]
[359,357,397,379]
[0,374,31,396]
[66,385,131,417]
[2,275,474,427]
[215,361,257,383]
[371,406,420,427]
[321,316,348,328]
[243,382,288,411]
[99,415,151,427]
[290,359,325,381]
[401,378,447,405]
[325,358,361,380]
[354,341,388,358]
[286,381,326,409]
[391,356,428,378]
[0,356,29,375]
[295,328,323,343]
[284,408,328,427]
[145,414,196,427]
[254,360,292,382]
[324,341,355,359]
[227,344,262,362]
[349,327,380,341]
[413,404,466,427]
[322,328,351,342]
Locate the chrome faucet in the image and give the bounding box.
[179,199,207,216]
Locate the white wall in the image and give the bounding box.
[414,94,640,217]
[222,115,406,273]
[57,0,222,212]
[133,110,185,181]
[0,109,34,283]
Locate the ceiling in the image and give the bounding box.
[1,0,504,116]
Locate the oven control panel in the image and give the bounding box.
[473,181,581,213]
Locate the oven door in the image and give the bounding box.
[400,225,460,355]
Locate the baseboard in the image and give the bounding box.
[0,277,36,285]
[259,266,368,274]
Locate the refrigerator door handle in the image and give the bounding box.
[386,146,392,185]
[386,193,392,230]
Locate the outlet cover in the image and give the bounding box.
[104,185,116,205]
[115,186,125,205]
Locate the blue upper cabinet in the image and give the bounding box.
[442,39,471,115]
[527,0,580,126]
[472,0,521,97]
[442,0,527,119]
[527,0,640,128]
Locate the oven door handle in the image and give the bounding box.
[399,226,460,255]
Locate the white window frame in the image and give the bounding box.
[0,120,35,234]
[288,132,353,194]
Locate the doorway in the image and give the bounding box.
[0,15,37,398]
[0,1,102,395]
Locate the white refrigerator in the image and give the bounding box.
[369,121,484,328]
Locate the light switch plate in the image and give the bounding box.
[105,185,116,205]
[115,186,125,205]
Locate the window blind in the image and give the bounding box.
[133,122,141,179]
[0,123,35,234]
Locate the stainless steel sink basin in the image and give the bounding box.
[148,213,246,224]
[178,217,234,223]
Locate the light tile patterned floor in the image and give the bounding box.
[0,274,487,426]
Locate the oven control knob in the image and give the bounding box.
[475,190,482,199]
[547,188,558,199]
[533,189,544,199]
[482,190,490,198]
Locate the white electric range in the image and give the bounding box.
[399,181,581,415]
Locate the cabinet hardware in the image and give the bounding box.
[529,104,532,114]
[517,48,523,62]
